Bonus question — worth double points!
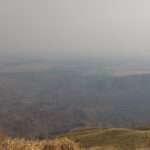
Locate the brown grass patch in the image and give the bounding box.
[0,138,80,150]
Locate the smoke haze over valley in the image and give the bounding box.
[1,0,150,140]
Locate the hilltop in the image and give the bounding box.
[61,128,150,150]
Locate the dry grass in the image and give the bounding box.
[0,137,80,150]
[61,128,150,150]
[1,128,150,150]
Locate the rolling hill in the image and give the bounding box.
[1,128,150,150]
[61,128,150,150]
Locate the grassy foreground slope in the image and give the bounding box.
[1,128,150,150]
[61,128,150,150]
[0,137,79,150]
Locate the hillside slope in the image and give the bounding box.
[1,128,150,149]
[1,69,150,138]
[60,128,150,150]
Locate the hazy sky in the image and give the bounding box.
[1,0,150,61]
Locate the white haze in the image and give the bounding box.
[1,0,150,63]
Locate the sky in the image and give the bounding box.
[1,0,150,62]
